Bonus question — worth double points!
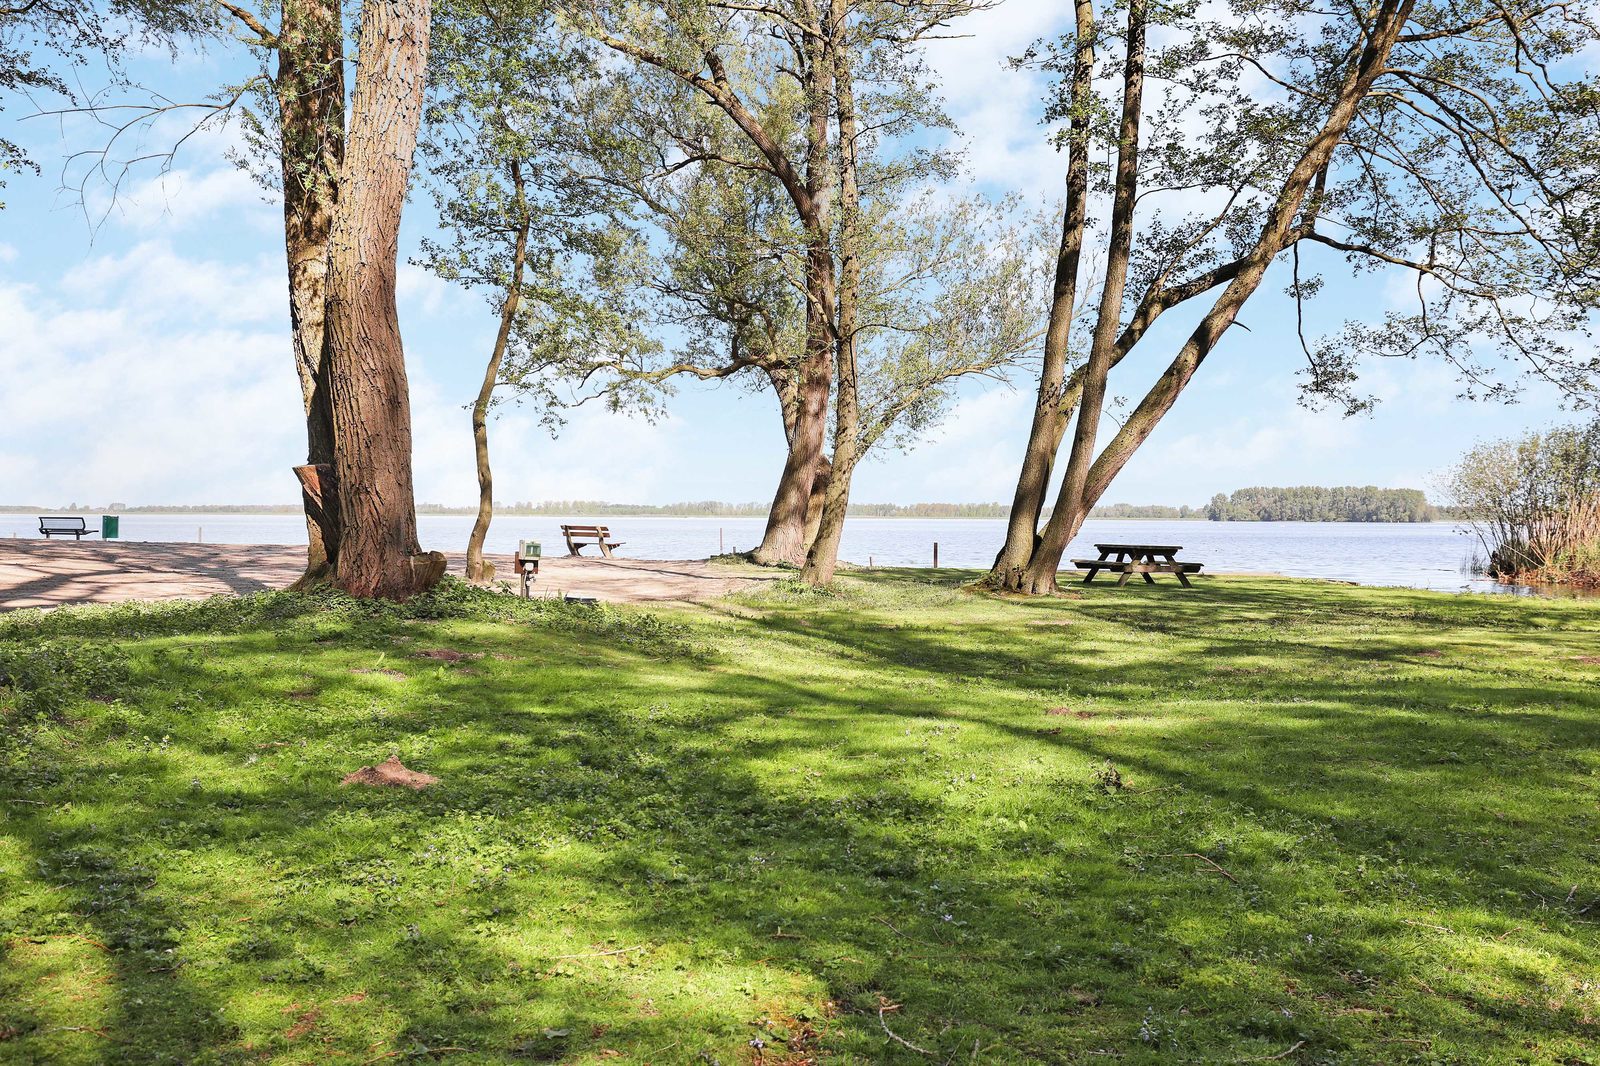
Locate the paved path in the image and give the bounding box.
[0,540,774,611]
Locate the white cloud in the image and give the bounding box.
[397,263,467,319]
[921,0,1067,199]
[110,164,276,233]
[0,246,302,505]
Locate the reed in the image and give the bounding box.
[1444,421,1600,587]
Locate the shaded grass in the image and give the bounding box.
[2,573,1599,1063]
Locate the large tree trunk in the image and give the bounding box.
[276,0,345,579]
[760,363,832,557]
[801,0,859,586]
[465,159,531,583]
[802,453,831,547]
[753,332,830,565]
[754,31,835,568]
[1010,0,1417,590]
[990,0,1095,590]
[1018,0,1147,595]
[322,0,444,599]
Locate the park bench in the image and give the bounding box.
[560,524,625,558]
[38,516,96,540]
[1073,543,1204,588]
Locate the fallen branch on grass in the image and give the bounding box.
[878,999,933,1056]
[1236,1039,1305,1061]
[548,944,644,960]
[1161,852,1240,884]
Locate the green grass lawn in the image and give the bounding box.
[2,572,1599,1064]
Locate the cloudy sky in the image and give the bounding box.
[0,1,1580,509]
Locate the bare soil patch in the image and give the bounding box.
[340,756,439,791]
[0,540,776,610]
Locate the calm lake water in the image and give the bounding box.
[0,511,1534,594]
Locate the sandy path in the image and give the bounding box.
[0,540,776,611]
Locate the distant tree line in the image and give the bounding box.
[1205,487,1437,522]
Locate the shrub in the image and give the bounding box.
[1443,420,1600,586]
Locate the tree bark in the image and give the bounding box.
[761,362,832,556]
[322,0,444,599]
[276,0,345,579]
[1018,0,1147,595]
[801,0,858,586]
[989,0,1095,589]
[466,158,530,583]
[754,26,836,567]
[1030,0,1419,566]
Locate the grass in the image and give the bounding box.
[2,572,1599,1064]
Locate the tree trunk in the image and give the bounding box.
[322,0,444,600]
[466,159,531,583]
[802,453,831,548]
[276,0,345,579]
[990,0,1095,590]
[801,0,859,586]
[754,30,835,567]
[752,336,829,565]
[1019,0,1147,595]
[1024,0,1418,572]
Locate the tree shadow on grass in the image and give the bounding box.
[3,588,1599,1062]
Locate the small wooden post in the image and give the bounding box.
[933,542,939,568]
[720,528,724,554]
[198,526,204,544]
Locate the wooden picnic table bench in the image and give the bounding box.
[1072,542,1203,588]
[560,524,625,558]
[38,516,97,540]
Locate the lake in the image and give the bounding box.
[0,511,1529,593]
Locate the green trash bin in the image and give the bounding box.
[101,515,120,539]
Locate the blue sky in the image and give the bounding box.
[0,0,1583,509]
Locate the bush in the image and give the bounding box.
[1443,420,1600,586]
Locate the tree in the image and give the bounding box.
[1204,486,1437,521]
[420,0,652,581]
[317,0,442,599]
[1445,420,1600,584]
[568,0,842,565]
[799,189,1044,582]
[571,0,1016,577]
[33,0,437,595]
[990,0,1097,583]
[265,0,347,580]
[991,0,1600,594]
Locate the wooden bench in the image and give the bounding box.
[1073,543,1204,587]
[38,516,97,540]
[560,524,625,558]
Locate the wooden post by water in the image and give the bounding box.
[720,528,724,554]
[933,542,939,568]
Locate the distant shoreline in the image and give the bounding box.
[0,509,1454,524]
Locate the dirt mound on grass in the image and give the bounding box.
[340,756,439,791]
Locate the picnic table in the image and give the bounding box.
[1072,543,1203,588]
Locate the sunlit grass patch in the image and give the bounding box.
[2,574,1598,1062]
